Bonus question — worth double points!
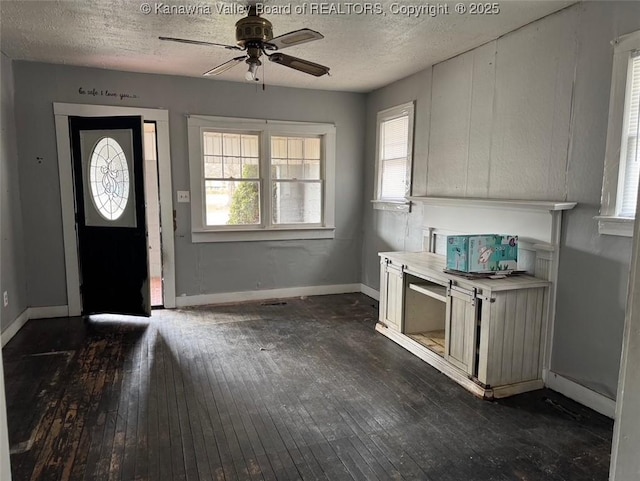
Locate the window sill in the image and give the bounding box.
[371,200,411,212]
[191,226,336,243]
[595,216,635,237]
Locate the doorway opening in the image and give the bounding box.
[144,122,163,308]
[55,103,175,315]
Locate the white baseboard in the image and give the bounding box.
[360,284,379,301]
[175,283,362,308]
[545,370,616,418]
[1,309,29,347]
[29,305,69,319]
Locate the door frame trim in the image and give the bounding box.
[54,103,176,314]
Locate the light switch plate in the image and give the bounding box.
[177,191,190,203]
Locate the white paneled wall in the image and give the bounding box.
[428,51,475,196]
[428,43,496,197]
[426,7,579,201]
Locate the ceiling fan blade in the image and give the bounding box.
[159,36,241,51]
[266,29,324,50]
[268,53,330,77]
[203,56,247,76]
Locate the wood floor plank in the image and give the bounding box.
[145,331,161,481]
[171,328,205,481]
[133,329,150,481]
[3,294,614,481]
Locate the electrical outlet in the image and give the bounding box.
[177,191,190,203]
[3,291,8,308]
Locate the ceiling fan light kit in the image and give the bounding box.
[159,6,330,83]
[245,58,261,82]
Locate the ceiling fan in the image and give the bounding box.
[159,6,330,82]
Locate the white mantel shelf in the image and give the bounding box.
[408,196,577,212]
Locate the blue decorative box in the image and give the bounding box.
[447,234,518,273]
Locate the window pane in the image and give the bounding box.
[241,157,259,179]
[620,54,640,217]
[204,156,222,177]
[205,180,260,226]
[304,138,321,159]
[223,134,241,157]
[224,156,242,178]
[272,181,321,224]
[271,157,288,179]
[304,159,320,179]
[242,135,259,157]
[381,116,408,160]
[381,158,407,199]
[272,136,288,158]
[271,136,322,180]
[203,132,222,156]
[288,138,303,158]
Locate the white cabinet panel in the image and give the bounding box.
[379,260,403,331]
[478,286,546,387]
[445,286,478,375]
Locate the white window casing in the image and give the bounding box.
[598,30,640,237]
[187,115,336,242]
[372,102,415,212]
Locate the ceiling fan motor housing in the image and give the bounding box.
[235,14,273,47]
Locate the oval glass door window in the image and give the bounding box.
[89,137,130,220]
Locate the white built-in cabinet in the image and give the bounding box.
[376,251,550,399]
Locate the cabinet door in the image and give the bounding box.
[380,261,403,331]
[445,287,478,375]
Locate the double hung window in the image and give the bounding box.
[599,30,640,236]
[373,102,415,211]
[188,116,336,242]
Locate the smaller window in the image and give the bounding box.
[617,53,640,218]
[599,30,640,237]
[373,102,415,210]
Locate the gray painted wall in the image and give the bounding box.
[1,52,28,332]
[361,1,640,398]
[12,62,366,306]
[553,1,639,399]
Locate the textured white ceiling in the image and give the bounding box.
[0,0,574,92]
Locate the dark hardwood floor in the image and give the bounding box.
[3,294,613,480]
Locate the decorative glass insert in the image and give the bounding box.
[89,137,130,220]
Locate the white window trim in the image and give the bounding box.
[599,30,640,237]
[372,101,415,212]
[187,115,336,243]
